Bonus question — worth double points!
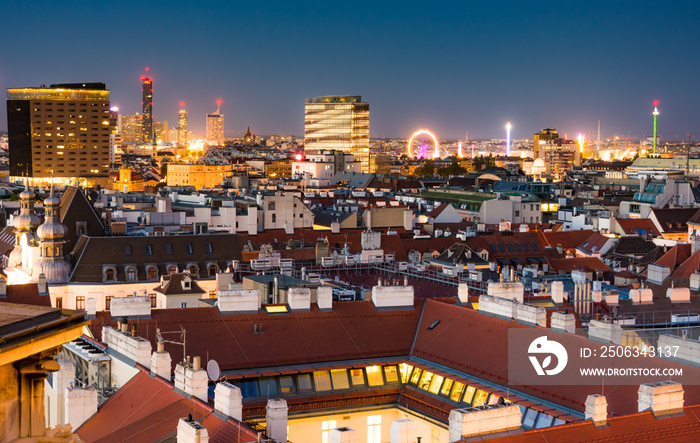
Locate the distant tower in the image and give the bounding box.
[206,100,225,145]
[465,130,469,144]
[141,69,153,143]
[177,102,188,144]
[35,184,70,282]
[506,122,512,156]
[652,100,660,155]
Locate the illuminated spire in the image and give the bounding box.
[653,100,660,155]
[506,122,512,156]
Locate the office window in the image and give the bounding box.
[409,367,422,385]
[297,374,313,392]
[206,242,213,254]
[127,267,136,281]
[239,380,259,398]
[105,296,113,310]
[366,366,384,386]
[399,364,413,383]
[462,385,476,405]
[279,376,296,394]
[330,369,349,390]
[124,244,132,257]
[186,243,193,254]
[383,366,399,383]
[322,420,336,443]
[450,382,465,402]
[313,371,332,391]
[350,369,365,386]
[181,302,187,308]
[428,374,444,394]
[55,297,63,308]
[440,378,453,396]
[145,244,152,256]
[76,296,85,310]
[418,371,433,390]
[367,415,381,443]
[149,294,157,307]
[472,389,489,407]
[147,267,157,280]
[165,242,173,255]
[258,377,279,397]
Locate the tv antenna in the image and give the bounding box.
[156,326,187,362]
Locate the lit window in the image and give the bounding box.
[409,368,422,384]
[350,369,365,386]
[399,364,413,384]
[330,369,349,390]
[313,371,332,391]
[418,371,433,390]
[440,379,454,396]
[383,366,399,383]
[367,415,381,443]
[297,374,313,392]
[472,389,489,407]
[428,374,444,394]
[366,366,384,386]
[322,420,337,443]
[450,382,466,402]
[279,376,296,394]
[462,385,476,405]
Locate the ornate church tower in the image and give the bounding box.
[9,179,41,267]
[35,186,71,282]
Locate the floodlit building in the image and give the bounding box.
[177,104,188,144]
[305,95,370,172]
[166,164,238,189]
[6,83,112,186]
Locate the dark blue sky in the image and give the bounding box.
[2,1,699,140]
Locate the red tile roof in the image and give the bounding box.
[538,230,594,250]
[485,404,700,442]
[76,369,258,443]
[90,300,422,372]
[654,244,692,271]
[671,249,700,280]
[411,300,700,416]
[616,218,661,237]
[2,283,51,307]
[547,257,611,273]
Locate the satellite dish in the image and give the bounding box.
[207,359,220,381]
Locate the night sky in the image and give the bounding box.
[2,1,699,141]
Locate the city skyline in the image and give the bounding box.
[2,2,700,141]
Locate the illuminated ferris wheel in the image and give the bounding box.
[407,129,439,159]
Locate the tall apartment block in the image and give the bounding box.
[304,95,369,172]
[6,83,111,186]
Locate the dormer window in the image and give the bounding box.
[183,279,191,290]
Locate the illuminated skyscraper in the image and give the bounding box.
[177,103,188,144]
[141,73,153,143]
[6,82,111,186]
[304,95,369,172]
[206,100,224,145]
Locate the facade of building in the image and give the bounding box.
[6,83,112,186]
[166,164,238,189]
[532,128,581,178]
[206,104,224,145]
[141,76,153,143]
[119,113,142,143]
[293,150,361,180]
[304,95,370,172]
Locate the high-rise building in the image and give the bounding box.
[141,75,153,143]
[532,128,580,177]
[206,100,224,145]
[177,103,188,144]
[304,95,370,172]
[120,114,142,143]
[6,82,111,186]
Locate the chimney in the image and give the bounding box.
[288,287,311,311]
[316,286,333,311]
[366,209,372,231]
[588,319,623,344]
[551,281,564,304]
[638,381,684,416]
[403,210,414,231]
[214,382,243,421]
[37,273,47,294]
[550,311,576,334]
[121,319,129,333]
[585,394,608,426]
[556,243,563,255]
[329,427,358,443]
[64,386,98,430]
[273,275,280,303]
[174,356,208,402]
[457,283,469,304]
[177,415,209,443]
[0,276,6,297]
[390,419,416,443]
[266,399,288,443]
[151,343,172,381]
[448,404,521,442]
[372,284,414,309]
